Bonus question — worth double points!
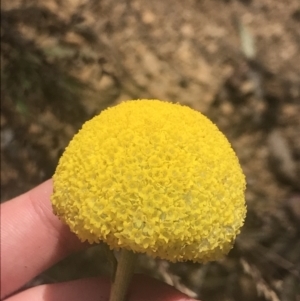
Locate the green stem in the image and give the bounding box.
[109,249,136,301]
[102,243,118,281]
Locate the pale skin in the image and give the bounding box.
[0,180,197,301]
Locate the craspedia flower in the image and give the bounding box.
[52,99,246,263]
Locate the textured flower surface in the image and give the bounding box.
[52,99,246,262]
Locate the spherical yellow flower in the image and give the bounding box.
[52,99,246,263]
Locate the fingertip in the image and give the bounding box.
[1,179,85,298]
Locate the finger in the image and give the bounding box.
[5,275,198,301]
[5,278,110,301]
[0,180,85,299]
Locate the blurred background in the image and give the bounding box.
[1,0,300,300]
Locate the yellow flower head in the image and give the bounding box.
[52,99,246,262]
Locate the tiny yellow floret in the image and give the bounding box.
[52,99,246,262]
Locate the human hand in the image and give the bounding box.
[0,180,197,301]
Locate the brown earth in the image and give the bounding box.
[1,0,300,300]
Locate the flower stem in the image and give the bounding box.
[109,249,136,301]
[102,243,118,280]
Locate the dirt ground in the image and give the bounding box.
[1,0,300,300]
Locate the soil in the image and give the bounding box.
[1,0,300,300]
